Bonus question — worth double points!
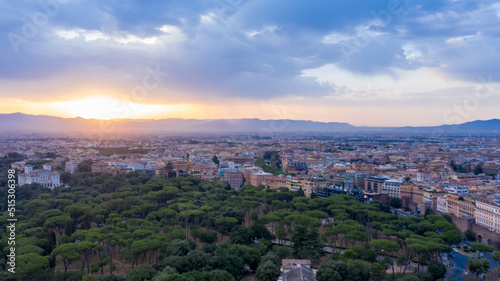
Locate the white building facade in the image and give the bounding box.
[475,200,500,234]
[381,179,401,198]
[436,195,448,213]
[18,165,61,190]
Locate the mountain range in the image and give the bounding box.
[1,113,499,135]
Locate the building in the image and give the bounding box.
[343,180,354,192]
[250,172,273,186]
[91,162,109,173]
[287,178,329,198]
[18,165,60,189]
[423,189,446,210]
[199,169,219,182]
[381,179,401,198]
[11,161,26,171]
[261,175,288,189]
[173,161,192,172]
[445,185,469,195]
[65,161,79,174]
[436,195,448,213]
[281,259,312,273]
[482,162,499,174]
[280,264,316,281]
[447,194,475,218]
[363,176,387,195]
[475,199,500,234]
[221,171,244,190]
[283,158,308,173]
[400,182,413,199]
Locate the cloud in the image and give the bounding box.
[0,0,500,110]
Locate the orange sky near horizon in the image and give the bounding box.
[3,95,499,127]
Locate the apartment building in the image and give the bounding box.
[381,179,401,198]
[287,178,329,198]
[261,175,288,189]
[437,195,448,213]
[475,199,500,234]
[249,172,273,186]
[363,176,387,195]
[65,161,79,174]
[221,171,244,190]
[447,194,475,218]
[423,189,446,210]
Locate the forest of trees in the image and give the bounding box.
[0,168,492,281]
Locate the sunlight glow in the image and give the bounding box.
[52,97,197,120]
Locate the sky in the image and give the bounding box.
[1,0,500,126]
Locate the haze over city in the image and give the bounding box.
[2,0,500,126]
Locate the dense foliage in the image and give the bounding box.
[0,170,466,280]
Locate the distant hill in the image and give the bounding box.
[0,113,499,135]
[437,119,500,133]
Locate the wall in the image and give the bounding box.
[434,209,500,250]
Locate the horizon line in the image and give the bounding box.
[2,112,500,129]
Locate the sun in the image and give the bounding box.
[55,96,198,120]
[61,96,131,120]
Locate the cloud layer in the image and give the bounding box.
[1,0,500,125]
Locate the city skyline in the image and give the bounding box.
[2,0,500,126]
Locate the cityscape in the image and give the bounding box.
[2,1,500,281]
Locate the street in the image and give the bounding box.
[445,247,498,281]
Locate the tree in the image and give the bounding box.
[389,198,402,208]
[186,250,211,271]
[212,155,220,165]
[151,273,185,281]
[369,239,400,275]
[493,252,500,266]
[15,253,50,281]
[78,241,100,273]
[230,225,252,245]
[256,261,281,281]
[203,270,235,281]
[465,230,475,241]
[296,188,305,197]
[471,243,494,259]
[427,261,447,280]
[317,261,343,281]
[291,225,324,262]
[260,252,281,267]
[211,244,246,277]
[468,258,490,276]
[249,223,274,241]
[78,162,92,172]
[473,165,483,175]
[127,264,158,281]
[44,215,74,237]
[215,217,239,238]
[317,260,370,281]
[341,249,357,260]
[275,225,287,244]
[441,230,462,246]
[82,275,100,281]
[52,243,81,272]
[369,239,400,255]
[65,203,92,229]
[371,262,386,281]
[272,246,291,259]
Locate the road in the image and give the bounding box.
[445,248,498,281]
[272,238,499,280]
[271,239,342,254]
